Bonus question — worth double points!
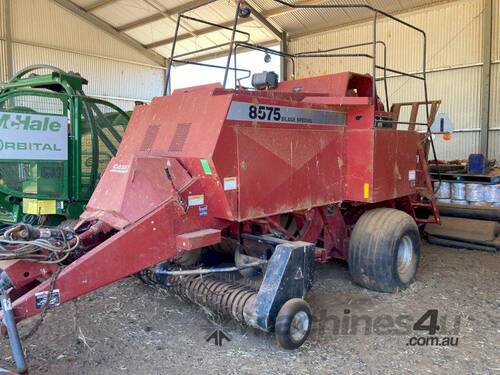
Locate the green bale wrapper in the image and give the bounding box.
[0,65,130,226]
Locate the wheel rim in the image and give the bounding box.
[290,311,310,342]
[397,235,417,283]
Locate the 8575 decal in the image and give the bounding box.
[226,101,347,125]
[248,105,281,121]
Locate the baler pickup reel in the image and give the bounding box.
[142,237,315,349]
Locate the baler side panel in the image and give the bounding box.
[211,126,239,220]
[344,129,374,202]
[372,130,419,201]
[371,129,398,200]
[236,126,345,221]
[344,128,420,203]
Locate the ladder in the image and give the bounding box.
[410,142,440,224]
[389,100,441,224]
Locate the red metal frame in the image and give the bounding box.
[0,72,439,322]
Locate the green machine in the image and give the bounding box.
[0,65,130,225]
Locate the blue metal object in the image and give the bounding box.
[244,241,315,332]
[468,154,488,175]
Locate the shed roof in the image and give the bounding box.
[58,0,445,66]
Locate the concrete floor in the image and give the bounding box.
[0,241,499,374]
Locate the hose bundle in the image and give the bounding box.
[0,224,79,264]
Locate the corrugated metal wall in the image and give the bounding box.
[288,0,498,161]
[0,0,9,82]
[0,40,6,82]
[490,0,500,159]
[1,0,165,110]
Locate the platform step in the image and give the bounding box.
[411,202,433,208]
[176,229,221,251]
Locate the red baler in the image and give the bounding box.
[0,1,441,371]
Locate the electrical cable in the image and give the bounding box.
[0,224,79,264]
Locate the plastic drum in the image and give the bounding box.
[451,183,466,200]
[434,181,451,199]
[465,183,484,202]
[484,184,500,203]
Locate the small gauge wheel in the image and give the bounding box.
[275,298,312,350]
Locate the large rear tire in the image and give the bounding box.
[348,208,420,293]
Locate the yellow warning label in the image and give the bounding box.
[363,183,370,199]
[23,199,57,215]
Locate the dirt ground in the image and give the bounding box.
[0,241,499,374]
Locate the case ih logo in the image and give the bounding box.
[110,164,129,173]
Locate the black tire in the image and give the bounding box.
[275,298,312,350]
[348,208,420,293]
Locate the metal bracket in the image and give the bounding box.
[243,241,315,332]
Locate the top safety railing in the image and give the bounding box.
[164,0,431,130]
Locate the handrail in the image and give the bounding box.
[296,41,388,110]
[258,0,429,124]
[164,12,250,95]
[234,41,395,110]
[170,59,251,83]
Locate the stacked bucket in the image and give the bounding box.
[435,181,500,208]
